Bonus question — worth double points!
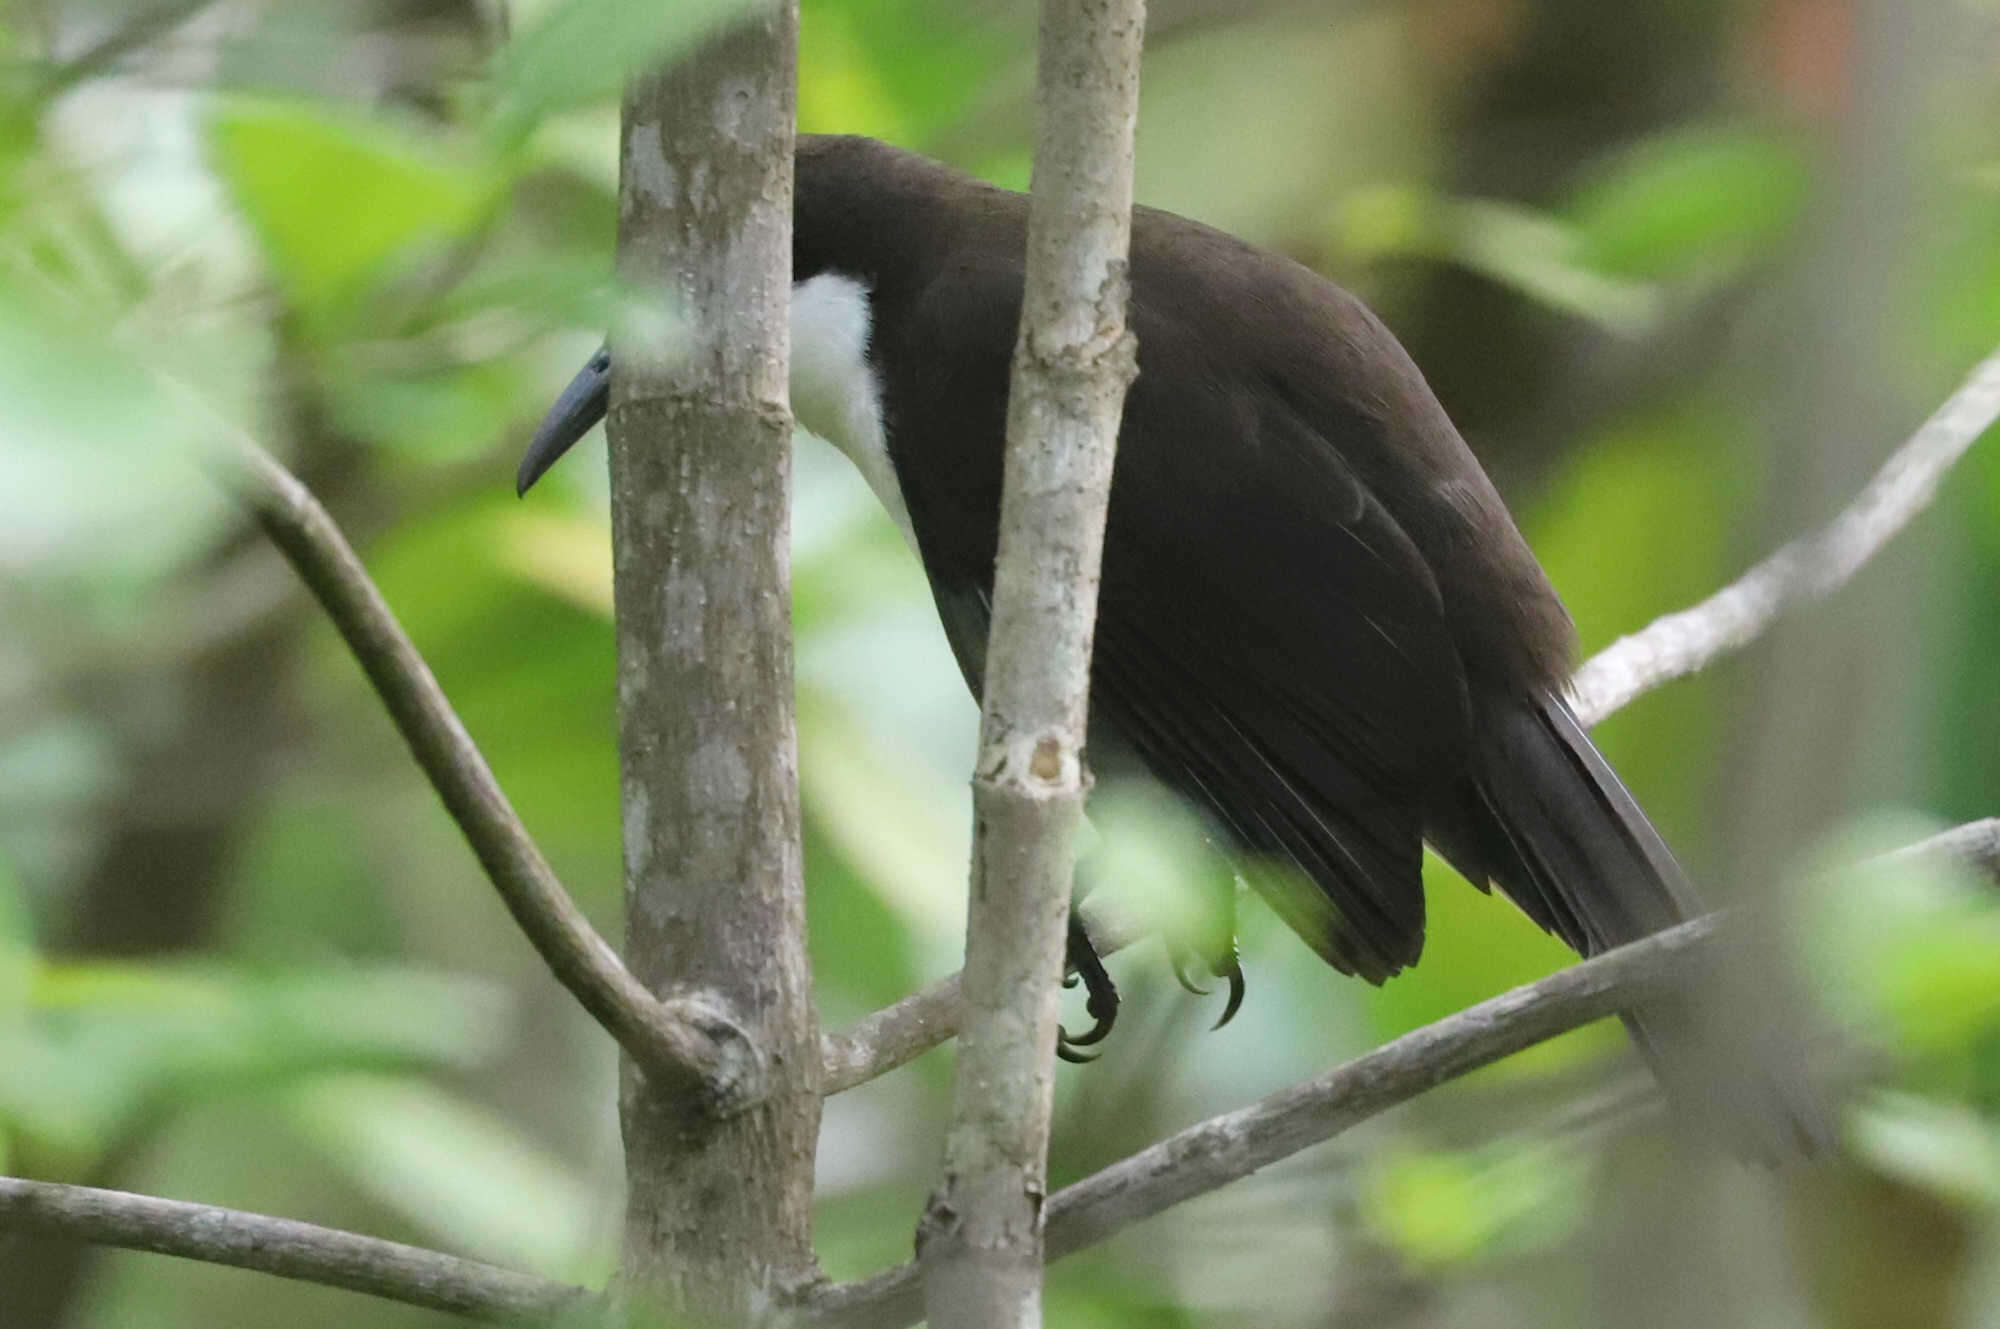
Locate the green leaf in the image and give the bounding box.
[487,0,763,146]
[1568,126,1810,281]
[0,855,31,1019]
[495,509,614,616]
[1085,781,1241,961]
[797,0,1021,144]
[357,497,624,887]
[1361,849,1611,1077]
[283,1073,605,1276]
[1526,401,1741,845]
[1445,198,1661,336]
[425,251,626,331]
[1335,186,1659,335]
[0,964,510,1160]
[1338,130,1807,327]
[796,686,966,944]
[323,357,536,462]
[1849,1091,2000,1209]
[1799,814,2000,1060]
[0,288,226,582]
[209,98,505,321]
[1363,1138,1591,1268]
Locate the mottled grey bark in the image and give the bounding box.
[916,3,1145,1329]
[609,6,820,1321]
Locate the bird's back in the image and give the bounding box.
[798,133,1575,702]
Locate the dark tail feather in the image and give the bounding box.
[1429,693,1829,1159]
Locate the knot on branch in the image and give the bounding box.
[914,1186,959,1259]
[1018,260,1138,389]
[654,989,768,1116]
[975,729,1085,796]
[1018,326,1139,393]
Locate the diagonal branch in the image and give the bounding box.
[809,913,1723,1329]
[38,0,220,95]
[1569,344,2000,726]
[0,1178,588,1324]
[219,440,760,1111]
[806,815,2000,1328]
[820,344,2000,1096]
[819,971,963,1096]
[1881,816,2000,875]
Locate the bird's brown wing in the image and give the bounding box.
[884,256,1473,980]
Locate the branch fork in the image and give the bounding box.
[218,437,764,1114]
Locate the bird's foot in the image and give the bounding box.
[1058,912,1119,1063]
[1211,952,1246,1031]
[1169,931,1245,1030]
[1169,948,1211,996]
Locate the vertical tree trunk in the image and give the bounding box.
[919,2,1146,1328]
[609,7,819,1321]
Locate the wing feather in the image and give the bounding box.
[883,257,1476,979]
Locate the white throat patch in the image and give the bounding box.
[790,272,915,548]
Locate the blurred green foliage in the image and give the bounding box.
[2,2,1999,1327]
[212,98,504,320]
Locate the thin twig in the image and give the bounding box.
[1569,345,2000,726]
[217,440,758,1110]
[820,912,1147,1095]
[820,345,2000,1096]
[820,972,963,1095]
[0,1178,589,1324]
[1880,817,2000,877]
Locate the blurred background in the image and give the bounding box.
[3,0,1999,1325]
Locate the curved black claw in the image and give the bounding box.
[1057,985,1117,1059]
[1059,912,1120,1060]
[1059,963,1120,1049]
[1168,948,1212,997]
[1210,959,1246,1031]
[1055,1032,1101,1063]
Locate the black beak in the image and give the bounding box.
[516,345,611,496]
